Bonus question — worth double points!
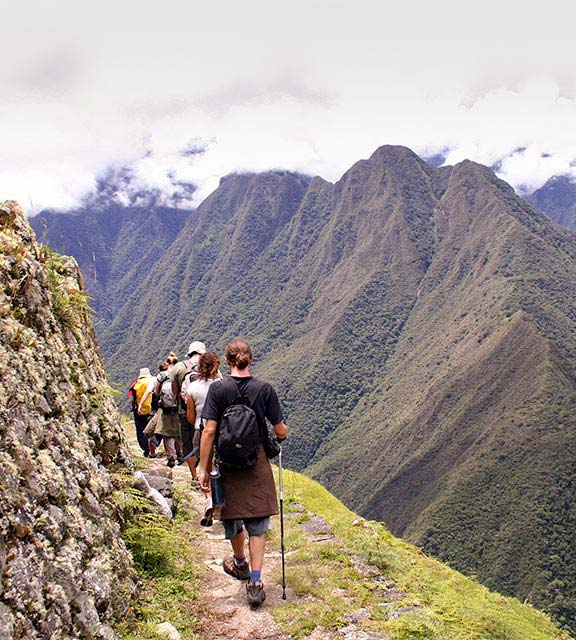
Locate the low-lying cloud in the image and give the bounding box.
[3,0,576,214]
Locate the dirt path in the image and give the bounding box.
[126,420,390,640]
[159,461,296,640]
[131,424,389,640]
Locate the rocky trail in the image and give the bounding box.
[129,423,299,640]
[129,429,394,640]
[171,469,293,640]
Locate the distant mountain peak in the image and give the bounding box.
[525,172,576,230]
[541,173,576,188]
[369,144,425,164]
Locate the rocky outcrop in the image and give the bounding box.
[0,202,136,639]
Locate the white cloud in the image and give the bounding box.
[2,0,576,212]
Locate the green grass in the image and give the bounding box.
[43,247,92,332]
[112,477,204,640]
[271,469,572,640]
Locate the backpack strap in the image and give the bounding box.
[221,376,265,407]
[183,358,194,373]
[176,359,196,409]
[128,380,138,410]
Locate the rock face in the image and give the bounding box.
[0,202,135,639]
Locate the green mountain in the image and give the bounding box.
[306,157,576,631]
[33,146,576,633]
[29,205,189,328]
[526,175,576,230]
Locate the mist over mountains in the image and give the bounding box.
[30,146,576,633]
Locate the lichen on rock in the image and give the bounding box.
[0,201,136,638]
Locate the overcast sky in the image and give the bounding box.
[3,0,576,213]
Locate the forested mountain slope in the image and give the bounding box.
[307,158,576,630]
[30,205,189,327]
[51,146,576,633]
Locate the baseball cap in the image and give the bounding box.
[187,341,206,356]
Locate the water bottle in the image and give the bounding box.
[210,466,225,506]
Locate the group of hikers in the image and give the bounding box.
[128,338,288,607]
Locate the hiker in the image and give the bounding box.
[198,338,287,607]
[171,341,207,485]
[185,351,220,526]
[142,361,168,457]
[128,367,155,457]
[155,355,182,467]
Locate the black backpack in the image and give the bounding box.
[217,378,265,469]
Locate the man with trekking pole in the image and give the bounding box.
[198,338,287,607]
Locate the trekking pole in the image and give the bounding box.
[278,445,287,599]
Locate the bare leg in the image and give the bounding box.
[230,529,246,558]
[186,457,198,480]
[248,533,266,573]
[164,437,177,461]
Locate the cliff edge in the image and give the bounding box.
[0,202,136,639]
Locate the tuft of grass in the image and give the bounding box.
[43,248,91,331]
[113,479,203,640]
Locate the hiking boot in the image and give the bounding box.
[200,505,213,527]
[246,582,266,606]
[167,458,176,468]
[222,557,250,581]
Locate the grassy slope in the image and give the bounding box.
[276,469,571,640]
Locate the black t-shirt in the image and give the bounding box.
[202,376,284,426]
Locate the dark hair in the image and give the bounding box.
[225,339,253,370]
[166,355,178,365]
[197,352,220,381]
[158,362,168,371]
